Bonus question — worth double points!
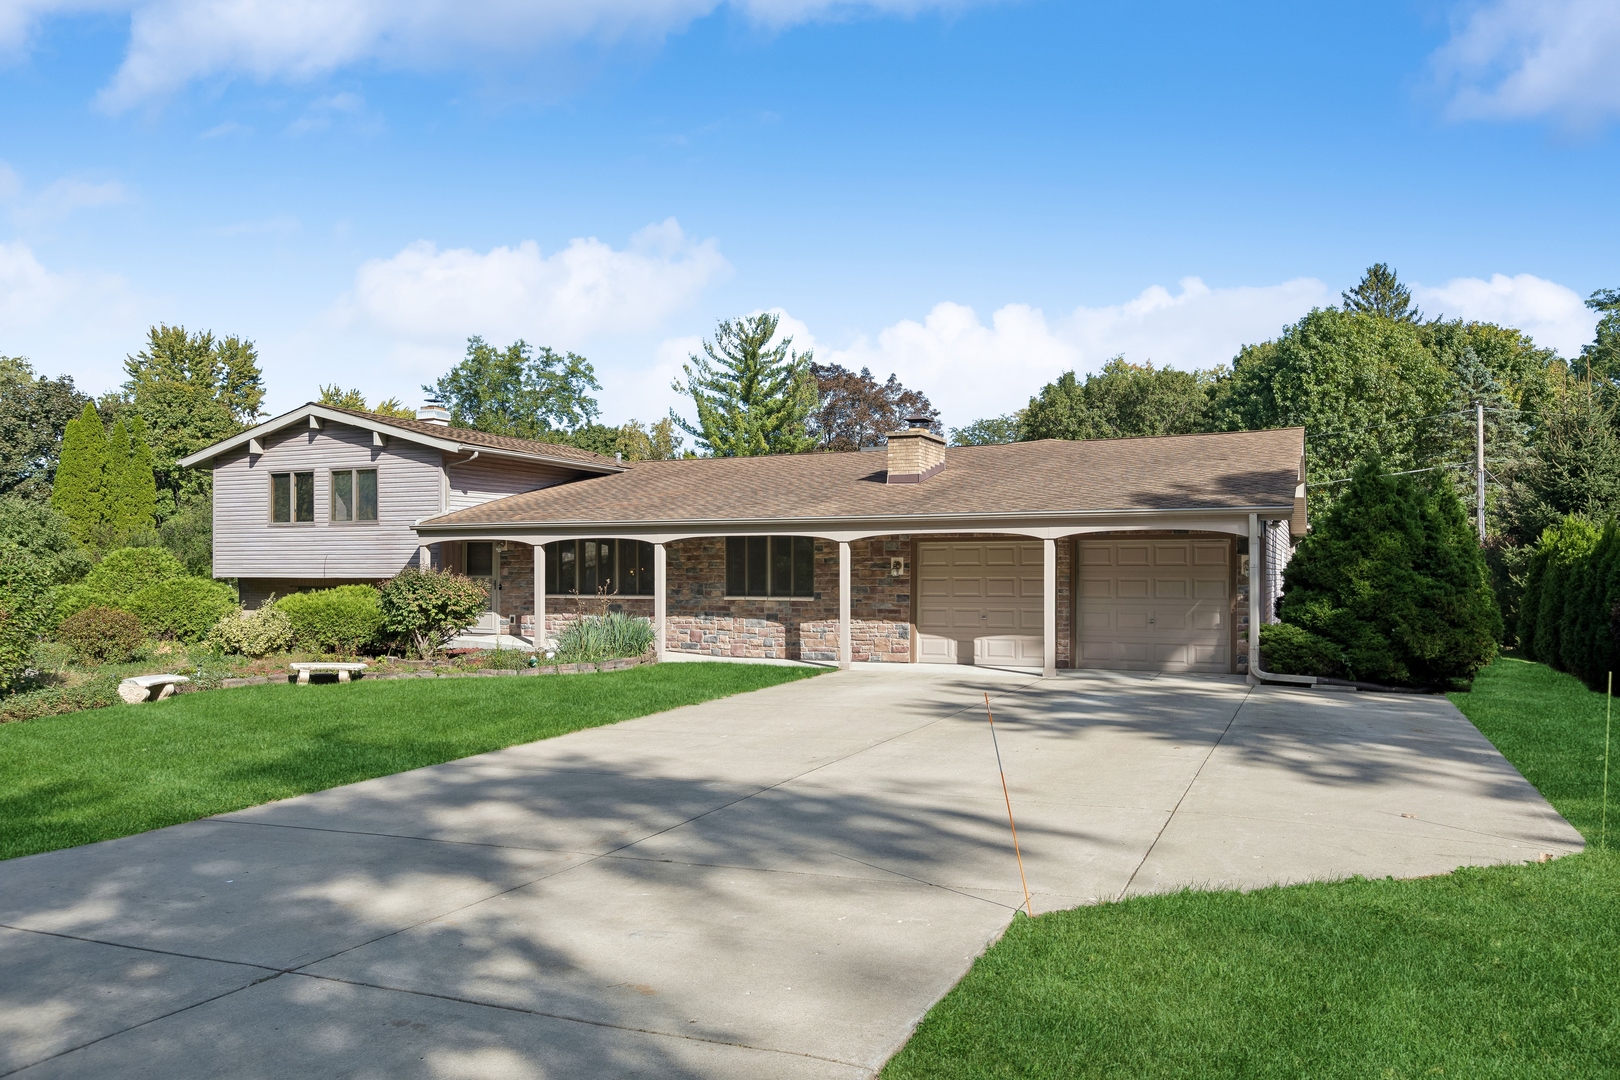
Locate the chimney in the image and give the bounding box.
[417,399,450,426]
[885,415,945,484]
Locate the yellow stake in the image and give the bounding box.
[1604,672,1613,852]
[985,692,1034,918]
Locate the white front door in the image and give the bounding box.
[1075,537,1230,672]
[916,541,1044,666]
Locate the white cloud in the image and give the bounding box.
[1434,0,1620,128]
[1412,273,1597,356]
[0,240,145,387]
[791,277,1332,426]
[0,161,130,224]
[0,0,973,110]
[340,218,731,356]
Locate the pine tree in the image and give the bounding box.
[50,402,109,543]
[1342,263,1422,323]
[670,313,817,456]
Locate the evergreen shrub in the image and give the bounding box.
[56,606,144,663]
[379,569,489,658]
[1258,623,1346,679]
[0,543,54,691]
[127,577,236,643]
[1272,460,1500,688]
[1515,515,1620,691]
[53,546,186,622]
[276,585,385,654]
[208,604,294,658]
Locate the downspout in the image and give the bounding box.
[1248,512,1315,687]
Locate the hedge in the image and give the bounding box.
[275,585,385,654]
[1516,514,1620,691]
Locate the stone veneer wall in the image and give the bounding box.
[492,534,1076,666]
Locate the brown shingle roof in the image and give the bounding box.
[314,404,621,469]
[418,428,1305,529]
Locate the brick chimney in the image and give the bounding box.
[885,415,945,484]
[417,399,451,426]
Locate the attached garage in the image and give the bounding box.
[1075,537,1233,673]
[916,540,1045,667]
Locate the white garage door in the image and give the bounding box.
[917,541,1044,666]
[1076,538,1231,673]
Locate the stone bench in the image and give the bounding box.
[118,673,191,704]
[289,662,368,685]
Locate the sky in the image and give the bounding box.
[1,0,1617,432]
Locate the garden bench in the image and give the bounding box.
[118,674,191,704]
[289,662,368,685]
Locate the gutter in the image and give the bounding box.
[1247,511,1316,688]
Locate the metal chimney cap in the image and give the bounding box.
[903,414,933,429]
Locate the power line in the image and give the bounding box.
[1306,461,1472,488]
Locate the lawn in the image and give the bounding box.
[882,658,1620,1080]
[0,663,821,862]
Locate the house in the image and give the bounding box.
[182,403,1305,675]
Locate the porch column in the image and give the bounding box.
[1248,512,1261,679]
[838,541,852,670]
[533,542,546,649]
[417,545,431,572]
[1042,537,1057,677]
[654,542,667,662]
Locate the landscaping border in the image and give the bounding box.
[218,650,657,689]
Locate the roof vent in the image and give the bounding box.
[885,420,945,485]
[417,399,450,426]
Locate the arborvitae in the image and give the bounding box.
[1583,523,1620,688]
[1602,532,1620,686]
[1518,549,1545,656]
[1561,549,1593,679]
[1528,515,1600,670]
[105,416,157,535]
[50,402,108,543]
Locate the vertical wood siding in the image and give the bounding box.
[445,455,579,511]
[211,424,448,580]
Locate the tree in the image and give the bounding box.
[950,415,1021,446]
[807,363,939,451]
[379,568,489,658]
[1341,263,1421,323]
[616,418,685,461]
[119,324,266,513]
[104,417,158,536]
[50,402,109,543]
[0,497,92,584]
[1020,359,1218,441]
[427,337,601,439]
[0,541,53,691]
[671,313,817,456]
[1582,287,1620,382]
[1270,460,1499,688]
[1500,376,1620,547]
[317,385,414,419]
[0,356,89,501]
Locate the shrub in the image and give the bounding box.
[0,497,93,585]
[53,546,186,623]
[379,569,488,658]
[276,585,385,654]
[55,606,144,663]
[1258,622,1346,679]
[0,543,54,691]
[0,673,121,723]
[552,613,655,664]
[208,604,295,658]
[1274,460,1500,689]
[126,577,237,643]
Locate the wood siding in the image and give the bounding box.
[211,423,448,580]
[446,454,579,511]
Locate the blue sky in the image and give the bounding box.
[2,0,1617,430]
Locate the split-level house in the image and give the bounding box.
[180,402,1306,675]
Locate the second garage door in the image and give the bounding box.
[1076,537,1231,673]
[917,541,1044,666]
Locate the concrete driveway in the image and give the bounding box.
[0,667,1583,1079]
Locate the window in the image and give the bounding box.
[543,539,656,596]
[331,469,378,522]
[726,536,814,598]
[466,541,494,578]
[271,472,315,523]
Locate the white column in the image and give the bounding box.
[1248,512,1261,680]
[533,543,546,649]
[654,542,667,662]
[838,541,852,670]
[418,545,431,572]
[1042,537,1057,677]
[492,544,502,629]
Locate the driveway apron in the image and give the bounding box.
[0,668,1584,1078]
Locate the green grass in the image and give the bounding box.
[0,663,820,861]
[882,659,1620,1079]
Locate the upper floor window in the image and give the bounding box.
[331,469,378,522]
[271,472,314,523]
[727,536,814,598]
[544,539,656,596]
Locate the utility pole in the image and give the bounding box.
[1476,401,1486,543]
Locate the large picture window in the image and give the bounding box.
[330,469,378,522]
[270,472,315,523]
[543,539,656,596]
[726,536,815,598]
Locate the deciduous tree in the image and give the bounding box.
[949,415,1021,446]
[0,356,89,501]
[427,338,601,439]
[317,385,415,419]
[1582,287,1620,382]
[671,313,817,456]
[1021,358,1218,441]
[807,363,939,451]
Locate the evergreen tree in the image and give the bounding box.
[670,313,817,456]
[50,402,109,543]
[1341,263,1422,323]
[1274,459,1499,688]
[1501,376,1620,545]
[1528,515,1601,669]
[103,417,158,536]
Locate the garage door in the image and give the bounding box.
[917,541,1044,666]
[1076,538,1231,673]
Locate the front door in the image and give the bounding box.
[916,541,1044,666]
[465,541,503,634]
